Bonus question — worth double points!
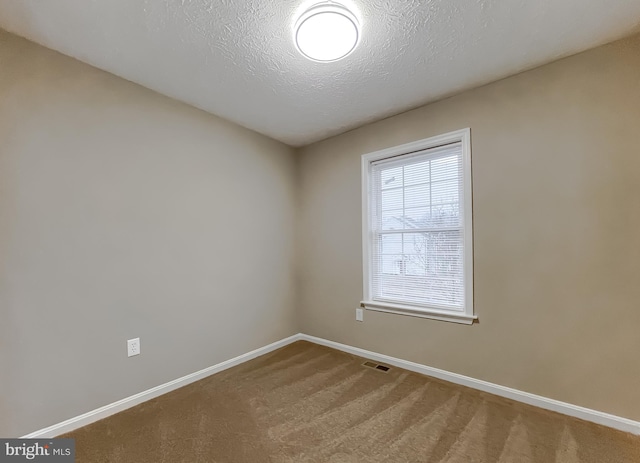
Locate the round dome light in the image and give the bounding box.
[294,2,360,62]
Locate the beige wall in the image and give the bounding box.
[0,30,297,436]
[297,34,640,420]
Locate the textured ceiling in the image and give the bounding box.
[1,0,639,146]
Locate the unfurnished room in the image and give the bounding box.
[1,1,640,462]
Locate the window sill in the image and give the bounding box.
[360,301,477,325]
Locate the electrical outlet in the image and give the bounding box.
[127,338,140,357]
[356,308,364,322]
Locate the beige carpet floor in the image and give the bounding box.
[64,341,640,462]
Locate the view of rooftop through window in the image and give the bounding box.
[371,145,464,309]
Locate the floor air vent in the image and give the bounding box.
[362,361,391,372]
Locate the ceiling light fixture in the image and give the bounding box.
[294,1,361,63]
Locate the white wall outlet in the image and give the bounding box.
[356,308,364,322]
[127,338,140,357]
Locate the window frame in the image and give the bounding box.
[361,128,475,325]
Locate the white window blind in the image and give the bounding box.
[362,130,474,323]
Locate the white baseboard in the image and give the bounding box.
[22,334,302,438]
[298,334,640,435]
[22,332,640,438]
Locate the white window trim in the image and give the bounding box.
[361,128,475,325]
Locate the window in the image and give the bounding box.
[361,129,475,324]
